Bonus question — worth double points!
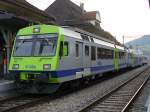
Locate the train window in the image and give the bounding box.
[129,53,131,58]
[107,49,110,59]
[122,52,125,59]
[85,45,89,56]
[99,48,113,59]
[64,41,69,56]
[108,49,113,59]
[119,52,120,59]
[59,41,63,58]
[106,49,109,59]
[121,52,122,59]
[106,49,110,59]
[91,46,96,60]
[103,48,108,59]
[101,48,105,59]
[97,47,101,59]
[119,51,125,59]
[111,50,114,58]
[76,44,79,57]
[120,52,122,59]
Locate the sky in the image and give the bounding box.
[26,0,150,43]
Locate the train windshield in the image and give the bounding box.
[34,35,57,56]
[13,34,58,57]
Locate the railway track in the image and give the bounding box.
[0,66,148,112]
[78,66,150,112]
[0,95,50,112]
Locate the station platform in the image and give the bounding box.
[0,80,18,99]
[0,80,15,92]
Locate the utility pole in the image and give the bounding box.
[122,35,125,48]
[123,35,124,45]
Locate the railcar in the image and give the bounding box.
[8,25,141,93]
[142,56,148,65]
[127,49,144,67]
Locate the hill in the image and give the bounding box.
[126,35,150,56]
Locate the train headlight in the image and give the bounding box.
[43,64,51,70]
[12,64,19,69]
[33,27,40,33]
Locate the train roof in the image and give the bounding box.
[62,26,115,48]
[62,27,82,40]
[62,26,115,44]
[17,25,125,50]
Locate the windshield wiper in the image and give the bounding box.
[43,38,54,47]
[16,40,25,50]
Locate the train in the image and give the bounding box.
[8,25,146,93]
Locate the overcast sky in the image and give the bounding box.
[26,0,150,43]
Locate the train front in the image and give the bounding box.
[9,25,62,93]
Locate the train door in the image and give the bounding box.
[83,44,91,76]
[83,45,90,67]
[75,41,83,68]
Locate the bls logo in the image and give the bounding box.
[25,65,36,69]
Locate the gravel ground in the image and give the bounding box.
[19,66,147,112]
[129,73,150,112]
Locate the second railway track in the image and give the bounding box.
[78,66,150,112]
[0,95,50,112]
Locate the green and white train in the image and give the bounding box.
[9,25,144,93]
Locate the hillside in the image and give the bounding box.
[126,35,150,56]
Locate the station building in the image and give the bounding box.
[0,0,55,78]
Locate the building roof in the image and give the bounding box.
[82,11,101,22]
[46,0,121,45]
[0,0,55,23]
[45,0,83,25]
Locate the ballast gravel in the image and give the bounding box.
[129,73,150,112]
[20,66,147,112]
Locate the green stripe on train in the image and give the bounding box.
[114,48,119,70]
